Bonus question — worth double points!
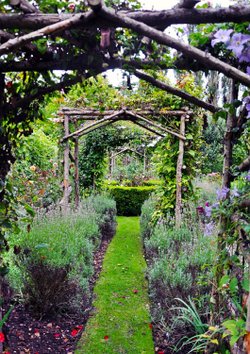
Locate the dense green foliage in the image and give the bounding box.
[108,185,156,216]
[6,195,116,316]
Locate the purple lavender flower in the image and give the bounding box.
[204,222,214,236]
[211,29,233,47]
[205,205,212,218]
[212,202,219,209]
[231,187,240,198]
[246,171,250,181]
[247,66,250,75]
[216,186,230,201]
[227,33,250,57]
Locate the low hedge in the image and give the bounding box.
[108,186,156,216]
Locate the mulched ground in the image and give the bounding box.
[3,239,111,354]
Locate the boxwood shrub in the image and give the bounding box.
[107,186,156,216]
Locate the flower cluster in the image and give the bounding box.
[211,29,250,65]
[196,180,245,236]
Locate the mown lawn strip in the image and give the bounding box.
[76,216,154,354]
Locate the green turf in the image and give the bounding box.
[75,216,154,354]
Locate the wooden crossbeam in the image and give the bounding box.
[126,110,186,140]
[60,109,186,141]
[128,119,165,138]
[61,110,125,141]
[112,147,144,158]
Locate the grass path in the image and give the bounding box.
[75,216,154,354]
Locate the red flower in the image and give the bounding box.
[104,335,109,340]
[158,351,165,354]
[71,329,79,337]
[149,323,153,329]
[54,333,60,338]
[34,328,39,334]
[0,332,5,342]
[4,352,11,354]
[76,325,83,330]
[6,81,12,89]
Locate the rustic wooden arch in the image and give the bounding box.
[56,107,190,225]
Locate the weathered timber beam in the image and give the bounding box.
[128,119,165,138]
[0,11,94,56]
[73,118,119,138]
[58,108,188,116]
[0,56,205,73]
[238,155,250,172]
[112,147,144,158]
[134,70,219,113]
[61,110,125,141]
[10,0,39,13]
[174,0,200,9]
[1,6,250,30]
[126,110,185,140]
[99,6,250,87]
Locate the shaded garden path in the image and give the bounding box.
[76,216,154,354]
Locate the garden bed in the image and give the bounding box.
[3,195,117,354]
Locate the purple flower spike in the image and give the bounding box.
[204,222,214,236]
[246,171,250,181]
[216,186,230,201]
[211,29,233,47]
[247,66,250,75]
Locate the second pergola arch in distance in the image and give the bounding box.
[58,107,191,226]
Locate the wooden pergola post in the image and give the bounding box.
[175,114,186,227]
[63,115,70,214]
[74,136,80,209]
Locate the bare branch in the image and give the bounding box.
[99,6,250,87]
[1,6,250,30]
[238,155,250,172]
[134,70,219,113]
[10,0,39,13]
[0,11,94,57]
[174,0,200,9]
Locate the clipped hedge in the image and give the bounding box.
[108,186,156,216]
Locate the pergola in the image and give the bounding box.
[56,107,191,225]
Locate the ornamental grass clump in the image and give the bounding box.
[7,195,116,317]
